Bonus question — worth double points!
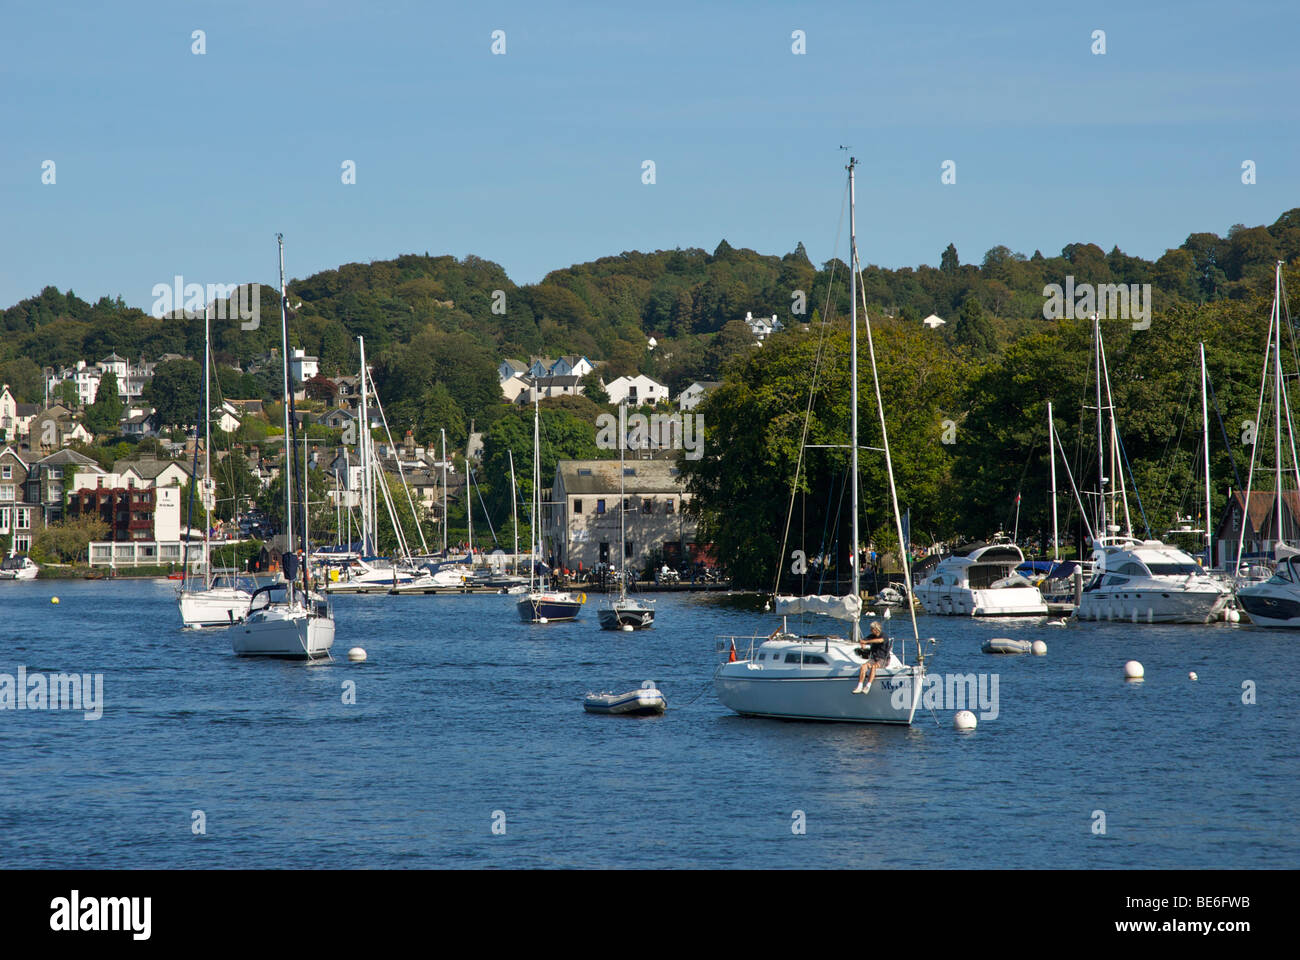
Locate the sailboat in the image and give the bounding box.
[517,398,584,623]
[714,157,927,724]
[597,403,656,630]
[1234,262,1300,626]
[1073,315,1229,624]
[234,235,336,659]
[179,303,252,628]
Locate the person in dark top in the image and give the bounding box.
[852,621,890,694]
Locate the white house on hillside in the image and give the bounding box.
[604,374,668,407]
[744,312,784,341]
[922,314,946,329]
[499,359,527,382]
[550,355,595,379]
[678,380,722,411]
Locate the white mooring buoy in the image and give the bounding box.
[953,710,977,731]
[1226,608,1241,623]
[1031,640,1047,655]
[347,647,367,662]
[1124,660,1145,681]
[1188,671,1198,681]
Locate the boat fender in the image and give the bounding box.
[579,592,586,604]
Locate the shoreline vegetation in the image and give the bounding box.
[4,211,1299,590]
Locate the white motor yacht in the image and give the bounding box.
[0,553,39,581]
[914,542,1048,616]
[1075,538,1230,623]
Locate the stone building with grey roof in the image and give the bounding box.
[545,458,700,573]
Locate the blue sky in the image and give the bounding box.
[1,0,1296,312]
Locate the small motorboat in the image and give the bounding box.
[0,554,40,581]
[982,637,1032,654]
[583,681,666,716]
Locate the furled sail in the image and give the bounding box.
[775,593,862,622]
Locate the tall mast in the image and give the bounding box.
[440,428,448,554]
[530,399,539,590]
[1200,342,1212,564]
[848,157,860,642]
[1094,314,1107,542]
[619,402,627,601]
[1275,263,1285,550]
[278,234,294,564]
[466,445,473,566]
[1048,400,1059,562]
[509,450,518,576]
[203,302,212,587]
[358,336,371,554]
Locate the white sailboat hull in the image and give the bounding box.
[234,609,335,658]
[179,587,252,628]
[715,637,924,724]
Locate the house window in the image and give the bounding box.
[16,507,31,530]
[0,507,9,532]
[666,499,674,514]
[0,484,12,501]
[642,499,652,514]
[50,468,62,479]
[13,534,31,553]
[1,465,10,479]
[596,500,606,514]
[573,499,583,514]
[625,540,634,558]
[97,477,104,488]
[623,497,632,511]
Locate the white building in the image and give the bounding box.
[922,314,947,329]
[290,349,319,385]
[603,374,668,408]
[744,312,785,341]
[678,380,721,412]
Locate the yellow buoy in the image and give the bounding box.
[50,596,60,605]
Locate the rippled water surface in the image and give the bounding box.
[0,580,1295,868]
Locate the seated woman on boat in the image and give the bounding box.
[852,622,890,694]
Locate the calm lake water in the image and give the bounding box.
[0,579,1294,869]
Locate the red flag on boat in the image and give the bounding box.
[728,640,737,663]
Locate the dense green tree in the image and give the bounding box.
[144,359,201,426]
[84,371,124,435]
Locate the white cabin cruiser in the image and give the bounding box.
[914,542,1048,617]
[1075,538,1230,623]
[1236,547,1300,627]
[0,554,39,580]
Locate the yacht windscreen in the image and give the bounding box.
[968,562,1019,589]
[1145,563,1201,576]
